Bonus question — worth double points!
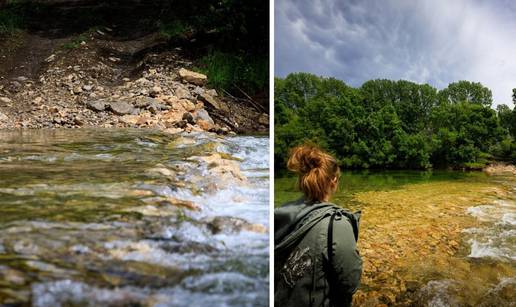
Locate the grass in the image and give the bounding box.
[61,28,98,49]
[62,34,87,49]
[195,51,268,94]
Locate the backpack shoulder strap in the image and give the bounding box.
[326,210,359,307]
[326,211,338,307]
[327,211,337,267]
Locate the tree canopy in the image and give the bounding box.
[275,73,516,172]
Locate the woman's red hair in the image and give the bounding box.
[287,145,340,202]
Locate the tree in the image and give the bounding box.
[438,81,493,107]
[275,73,508,172]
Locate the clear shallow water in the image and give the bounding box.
[0,129,269,306]
[276,171,515,306]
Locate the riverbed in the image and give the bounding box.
[275,171,515,306]
[0,129,269,306]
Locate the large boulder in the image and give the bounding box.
[178,68,207,86]
[86,100,107,112]
[198,92,229,113]
[108,101,134,115]
[193,109,214,125]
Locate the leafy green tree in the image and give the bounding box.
[438,81,493,107]
[275,73,508,172]
[497,104,513,134]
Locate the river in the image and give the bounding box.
[276,170,515,306]
[0,129,269,306]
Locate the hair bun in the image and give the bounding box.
[287,145,323,174]
[286,144,340,202]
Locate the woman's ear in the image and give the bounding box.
[331,176,338,191]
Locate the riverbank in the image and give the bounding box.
[0,28,269,134]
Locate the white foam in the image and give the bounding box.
[468,239,515,261]
[466,205,496,221]
[500,213,516,226]
[32,280,149,307]
[465,197,515,261]
[417,279,461,307]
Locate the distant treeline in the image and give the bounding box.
[275,73,516,171]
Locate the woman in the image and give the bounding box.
[275,145,362,307]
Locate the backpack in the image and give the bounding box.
[275,204,361,307]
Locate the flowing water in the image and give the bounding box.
[276,171,515,306]
[0,129,269,306]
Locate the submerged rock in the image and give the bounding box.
[484,163,516,176]
[206,216,267,234]
[191,153,247,189]
[32,280,148,307]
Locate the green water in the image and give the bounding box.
[275,170,486,207]
[0,129,269,306]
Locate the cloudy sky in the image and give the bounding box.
[275,0,516,107]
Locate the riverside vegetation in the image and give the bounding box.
[275,73,516,171]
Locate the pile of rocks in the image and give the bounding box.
[0,33,268,133]
[79,67,232,134]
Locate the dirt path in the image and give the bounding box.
[0,32,64,81]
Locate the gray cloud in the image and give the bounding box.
[275,0,516,107]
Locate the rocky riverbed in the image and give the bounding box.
[0,129,269,306]
[276,171,515,306]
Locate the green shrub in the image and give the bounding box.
[62,33,88,49]
[159,20,191,40]
[0,7,23,35]
[195,51,268,94]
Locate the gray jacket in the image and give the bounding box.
[275,199,363,307]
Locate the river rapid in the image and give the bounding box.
[0,129,269,306]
